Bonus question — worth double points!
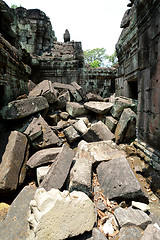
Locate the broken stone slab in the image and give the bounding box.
[111,96,136,119]
[105,116,118,132]
[64,125,81,143]
[115,108,137,144]
[83,121,115,142]
[97,156,148,202]
[84,101,113,114]
[118,226,143,240]
[0,96,49,120]
[141,224,160,240]
[59,111,69,120]
[86,92,104,102]
[31,115,60,149]
[114,206,152,230]
[0,185,36,240]
[36,166,51,185]
[132,201,150,212]
[56,89,70,109]
[69,140,93,196]
[66,102,88,117]
[26,147,62,168]
[86,140,125,164]
[53,82,82,102]
[73,119,88,134]
[40,144,74,191]
[0,131,29,192]
[29,80,57,104]
[71,82,87,101]
[28,188,96,240]
[24,117,42,141]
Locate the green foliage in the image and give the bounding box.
[84,48,106,65]
[90,60,101,68]
[84,48,118,68]
[11,4,18,8]
[11,4,22,9]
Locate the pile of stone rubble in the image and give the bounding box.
[0,80,160,239]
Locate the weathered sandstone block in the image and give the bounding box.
[28,188,96,240]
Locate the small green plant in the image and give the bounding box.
[90,60,101,68]
[11,4,22,9]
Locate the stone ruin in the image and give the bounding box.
[116,0,160,167]
[0,0,160,239]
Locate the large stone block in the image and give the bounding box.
[40,144,74,191]
[141,224,160,240]
[66,102,88,117]
[26,147,62,168]
[0,96,49,120]
[28,188,96,240]
[0,131,28,192]
[64,125,81,143]
[0,185,36,240]
[84,101,113,114]
[29,80,57,104]
[69,141,93,196]
[29,115,60,149]
[111,97,136,119]
[97,156,148,202]
[115,108,137,144]
[83,121,115,142]
[114,207,152,230]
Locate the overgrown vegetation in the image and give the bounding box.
[84,48,117,68]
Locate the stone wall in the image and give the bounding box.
[116,4,138,99]
[116,0,160,157]
[84,67,116,98]
[0,1,30,106]
[31,41,84,85]
[11,7,56,55]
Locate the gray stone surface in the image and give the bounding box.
[71,82,87,101]
[64,125,81,143]
[26,147,62,168]
[73,119,88,134]
[29,80,57,104]
[66,102,88,117]
[36,166,51,185]
[83,121,115,142]
[84,101,113,114]
[31,115,60,149]
[28,188,96,240]
[97,156,147,202]
[86,93,104,102]
[0,96,49,120]
[69,141,93,196]
[40,144,74,191]
[115,108,137,144]
[118,226,143,240]
[57,90,70,109]
[105,116,118,132]
[0,131,28,192]
[141,224,160,240]
[114,207,152,230]
[111,97,135,119]
[24,117,42,141]
[0,185,36,240]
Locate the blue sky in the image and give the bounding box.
[4,0,129,54]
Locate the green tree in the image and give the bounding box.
[90,60,101,68]
[11,4,22,9]
[84,48,117,68]
[84,48,106,66]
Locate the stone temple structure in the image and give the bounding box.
[0,0,159,166]
[116,0,160,164]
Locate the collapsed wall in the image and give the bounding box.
[116,0,160,161]
[0,1,30,106]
